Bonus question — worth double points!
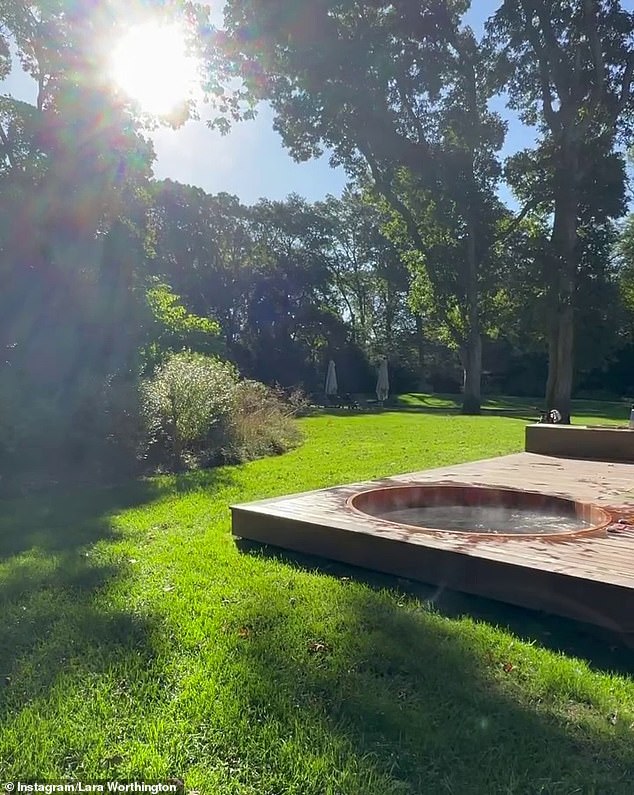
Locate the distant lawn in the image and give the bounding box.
[1,406,634,793]
[398,391,630,424]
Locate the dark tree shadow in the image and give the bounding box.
[0,465,236,767]
[231,544,634,792]
[308,402,538,423]
[0,466,237,560]
[236,539,634,675]
[0,480,158,560]
[230,569,634,793]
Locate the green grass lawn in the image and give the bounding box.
[398,392,631,425]
[1,404,634,794]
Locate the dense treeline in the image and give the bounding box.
[145,182,420,393]
[2,0,634,487]
[141,178,634,401]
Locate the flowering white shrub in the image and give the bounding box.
[141,352,238,465]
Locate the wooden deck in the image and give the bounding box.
[231,453,634,634]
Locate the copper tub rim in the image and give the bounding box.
[345,483,612,541]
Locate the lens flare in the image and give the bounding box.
[110,21,200,116]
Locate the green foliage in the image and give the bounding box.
[216,1,513,413]
[316,187,409,355]
[141,352,238,467]
[0,0,164,485]
[0,368,145,491]
[4,0,634,480]
[140,352,303,470]
[143,283,223,370]
[147,285,220,338]
[616,214,634,317]
[488,0,634,418]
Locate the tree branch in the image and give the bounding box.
[498,197,542,245]
[363,152,425,253]
[22,2,48,111]
[0,122,15,169]
[529,0,571,100]
[617,51,634,115]
[579,0,612,124]
[395,75,427,145]
[359,146,464,347]
[584,0,606,92]
[356,103,437,184]
[520,2,561,131]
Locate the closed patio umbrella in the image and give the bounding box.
[376,357,389,404]
[325,359,338,397]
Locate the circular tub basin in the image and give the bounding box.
[348,485,611,539]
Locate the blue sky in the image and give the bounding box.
[4,2,630,206]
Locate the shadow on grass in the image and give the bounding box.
[236,539,634,675]
[308,406,538,425]
[0,466,237,560]
[0,466,236,742]
[310,394,540,422]
[0,480,159,560]
[310,396,629,427]
[232,549,634,793]
[307,404,460,417]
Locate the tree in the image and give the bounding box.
[245,194,345,386]
[146,183,359,390]
[146,181,254,346]
[376,173,515,409]
[142,282,222,371]
[489,0,634,421]
[0,0,165,479]
[0,10,152,387]
[316,188,410,357]
[214,0,508,413]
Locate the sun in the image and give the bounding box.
[110,21,200,117]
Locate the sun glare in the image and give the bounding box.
[110,21,200,117]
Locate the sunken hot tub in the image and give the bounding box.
[348,484,611,539]
[232,456,634,633]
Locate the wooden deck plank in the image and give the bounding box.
[234,500,634,557]
[233,503,634,588]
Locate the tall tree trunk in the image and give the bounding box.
[545,156,578,424]
[550,301,574,420]
[461,216,481,414]
[544,318,558,407]
[414,313,427,389]
[545,305,574,421]
[384,281,395,351]
[460,331,482,414]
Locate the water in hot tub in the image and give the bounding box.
[378,504,593,534]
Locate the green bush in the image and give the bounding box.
[0,369,145,492]
[0,371,58,487]
[227,380,304,461]
[141,352,238,468]
[87,374,148,478]
[140,353,304,471]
